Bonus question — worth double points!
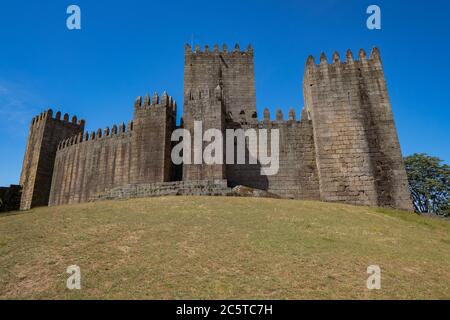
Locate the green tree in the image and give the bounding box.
[404,153,450,216]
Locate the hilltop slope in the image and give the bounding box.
[0,197,449,299]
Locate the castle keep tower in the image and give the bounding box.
[303,48,412,210]
[182,44,256,181]
[183,44,256,122]
[19,110,84,210]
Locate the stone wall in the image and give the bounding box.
[48,92,177,206]
[225,108,320,199]
[49,126,133,205]
[303,48,412,210]
[95,180,231,201]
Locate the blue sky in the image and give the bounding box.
[0,0,449,185]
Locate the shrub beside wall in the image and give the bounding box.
[0,185,21,212]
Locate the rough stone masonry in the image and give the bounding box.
[18,44,413,211]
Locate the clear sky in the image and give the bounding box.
[0,0,449,186]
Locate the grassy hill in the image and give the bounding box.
[0,197,449,299]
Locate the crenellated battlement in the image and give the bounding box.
[57,121,134,151]
[305,47,383,71]
[31,109,85,127]
[185,43,253,56]
[251,107,311,127]
[134,91,177,114]
[228,107,312,129]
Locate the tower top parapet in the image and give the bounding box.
[305,47,382,70]
[31,108,85,127]
[134,90,176,114]
[184,43,253,55]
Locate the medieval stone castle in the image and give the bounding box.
[18,44,413,211]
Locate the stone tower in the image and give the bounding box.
[19,110,85,210]
[131,92,177,183]
[182,44,256,181]
[183,85,227,181]
[303,48,412,210]
[183,44,256,122]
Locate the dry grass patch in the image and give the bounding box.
[0,197,449,299]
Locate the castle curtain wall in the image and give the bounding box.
[49,130,133,205]
[225,112,320,200]
[48,94,176,206]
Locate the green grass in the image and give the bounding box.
[0,197,449,299]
